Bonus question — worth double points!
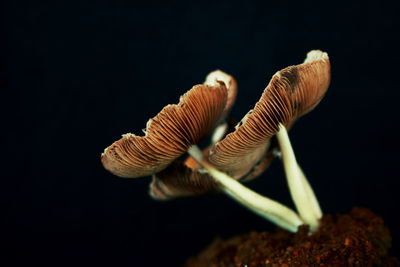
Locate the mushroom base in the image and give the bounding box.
[185,208,399,266]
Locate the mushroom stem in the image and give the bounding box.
[276,123,322,232]
[188,145,303,233]
[211,122,228,144]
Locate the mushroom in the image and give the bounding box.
[101,71,235,178]
[101,50,331,233]
[207,50,330,230]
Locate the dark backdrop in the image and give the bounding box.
[2,1,399,266]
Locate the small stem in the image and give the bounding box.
[297,165,322,219]
[211,122,228,144]
[276,124,322,232]
[188,145,303,233]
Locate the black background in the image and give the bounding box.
[1,1,399,266]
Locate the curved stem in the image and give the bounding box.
[188,145,303,233]
[276,124,322,232]
[297,165,322,219]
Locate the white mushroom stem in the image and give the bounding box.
[211,122,228,144]
[276,123,322,232]
[188,145,303,233]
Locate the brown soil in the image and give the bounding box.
[185,208,399,266]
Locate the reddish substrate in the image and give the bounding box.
[185,208,399,266]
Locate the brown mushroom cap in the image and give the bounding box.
[208,50,330,179]
[205,70,238,120]
[149,161,218,199]
[101,83,228,178]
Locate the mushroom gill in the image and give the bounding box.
[101,83,228,178]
